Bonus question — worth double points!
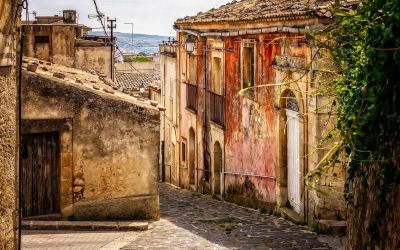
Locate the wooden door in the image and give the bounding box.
[22,132,60,217]
[286,109,301,213]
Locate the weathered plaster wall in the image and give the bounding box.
[116,61,156,74]
[223,35,280,208]
[23,25,112,78]
[75,46,111,77]
[160,48,179,186]
[23,25,75,66]
[51,26,75,67]
[22,72,160,220]
[0,1,21,248]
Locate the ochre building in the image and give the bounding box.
[21,59,160,221]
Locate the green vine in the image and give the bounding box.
[313,0,400,245]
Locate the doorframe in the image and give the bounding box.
[22,119,74,218]
[276,89,306,218]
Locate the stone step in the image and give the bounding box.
[22,220,150,231]
[318,220,347,236]
[279,207,303,224]
[23,213,61,221]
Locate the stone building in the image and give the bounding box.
[0,1,22,248]
[165,0,351,229]
[22,10,113,78]
[21,58,160,220]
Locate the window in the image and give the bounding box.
[35,36,50,44]
[242,40,256,98]
[188,55,197,85]
[181,141,186,162]
[243,47,255,89]
[169,98,173,118]
[212,57,223,95]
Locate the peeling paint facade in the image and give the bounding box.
[163,0,347,229]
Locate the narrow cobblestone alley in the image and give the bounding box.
[23,184,342,250]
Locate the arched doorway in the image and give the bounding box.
[213,141,222,195]
[189,128,196,186]
[285,91,301,213]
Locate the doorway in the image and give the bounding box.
[189,128,196,186]
[213,141,222,195]
[21,132,60,217]
[286,91,301,213]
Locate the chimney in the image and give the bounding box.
[63,10,77,24]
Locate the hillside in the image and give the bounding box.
[90,31,172,55]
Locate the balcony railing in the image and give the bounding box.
[186,83,197,113]
[209,91,224,127]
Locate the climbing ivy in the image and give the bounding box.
[317,0,400,245]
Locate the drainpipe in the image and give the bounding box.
[202,40,210,186]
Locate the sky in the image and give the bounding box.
[27,0,232,36]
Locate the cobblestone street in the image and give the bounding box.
[23,183,342,249]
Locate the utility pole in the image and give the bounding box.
[107,17,116,80]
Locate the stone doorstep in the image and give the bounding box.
[22,220,150,231]
[318,220,347,236]
[279,207,303,224]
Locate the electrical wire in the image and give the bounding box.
[91,0,148,76]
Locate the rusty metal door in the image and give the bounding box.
[21,132,60,217]
[286,109,301,213]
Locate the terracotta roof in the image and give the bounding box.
[115,72,161,91]
[21,57,158,110]
[175,0,359,25]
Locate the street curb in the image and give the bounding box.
[22,220,150,231]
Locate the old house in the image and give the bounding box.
[21,58,160,221]
[159,41,179,184]
[0,1,22,248]
[168,0,349,229]
[22,10,113,78]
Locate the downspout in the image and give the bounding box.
[203,40,210,185]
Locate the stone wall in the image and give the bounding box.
[0,0,21,249]
[22,71,160,220]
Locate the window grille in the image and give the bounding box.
[286,91,299,112]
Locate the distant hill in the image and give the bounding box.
[89,31,173,55]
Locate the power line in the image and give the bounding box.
[91,0,150,76]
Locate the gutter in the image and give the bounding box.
[175,24,326,38]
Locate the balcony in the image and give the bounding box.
[208,91,224,127]
[186,83,197,113]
